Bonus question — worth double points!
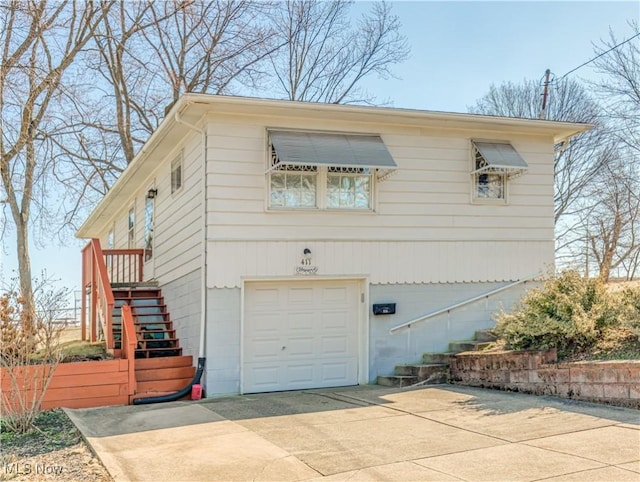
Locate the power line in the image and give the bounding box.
[558,32,640,80]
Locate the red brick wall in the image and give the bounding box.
[449,349,640,409]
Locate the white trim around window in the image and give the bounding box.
[268,161,375,211]
[127,205,136,248]
[470,140,528,205]
[266,130,392,212]
[171,151,183,195]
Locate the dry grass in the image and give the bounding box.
[31,327,111,363]
[607,279,640,292]
[58,326,82,345]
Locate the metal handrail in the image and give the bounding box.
[389,275,538,334]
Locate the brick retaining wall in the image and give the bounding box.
[449,349,640,409]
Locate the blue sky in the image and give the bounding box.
[355,1,639,111]
[1,1,639,302]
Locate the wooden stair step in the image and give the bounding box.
[133,313,171,324]
[137,339,180,348]
[135,366,196,382]
[135,355,193,370]
[139,331,176,339]
[131,391,191,402]
[111,281,159,288]
[135,347,183,358]
[136,378,193,393]
[127,298,166,309]
[129,292,162,299]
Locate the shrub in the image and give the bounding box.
[615,287,640,338]
[1,281,67,434]
[493,270,625,357]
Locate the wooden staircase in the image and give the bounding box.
[111,286,196,400]
[377,329,497,388]
[112,287,182,358]
[133,355,196,400]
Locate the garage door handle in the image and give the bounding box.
[281,346,286,350]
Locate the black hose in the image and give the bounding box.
[133,357,206,405]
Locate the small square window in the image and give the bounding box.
[475,172,505,199]
[171,154,183,194]
[472,144,507,203]
[470,141,528,204]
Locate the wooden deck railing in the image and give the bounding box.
[82,239,114,350]
[121,304,137,403]
[81,239,144,353]
[104,248,144,284]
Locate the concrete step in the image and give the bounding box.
[376,375,418,387]
[449,341,493,353]
[474,329,498,342]
[395,364,449,385]
[422,352,456,364]
[395,363,448,379]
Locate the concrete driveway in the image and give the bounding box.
[65,385,640,482]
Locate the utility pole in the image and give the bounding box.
[540,69,551,120]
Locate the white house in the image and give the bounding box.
[76,94,589,396]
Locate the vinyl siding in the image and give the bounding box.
[149,131,203,284]
[208,239,551,288]
[204,112,555,287]
[96,132,203,287]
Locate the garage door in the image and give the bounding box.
[243,279,360,393]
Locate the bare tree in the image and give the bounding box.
[266,0,409,103]
[581,154,640,281]
[57,0,409,230]
[0,0,109,319]
[590,23,640,155]
[84,0,277,165]
[470,78,614,223]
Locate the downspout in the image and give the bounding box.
[134,107,208,405]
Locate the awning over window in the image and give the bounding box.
[268,130,397,180]
[472,141,528,178]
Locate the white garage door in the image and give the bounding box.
[243,279,360,393]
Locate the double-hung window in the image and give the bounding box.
[471,141,528,203]
[267,130,396,211]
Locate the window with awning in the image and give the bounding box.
[267,130,397,210]
[471,141,528,203]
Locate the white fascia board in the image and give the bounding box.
[181,93,592,141]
